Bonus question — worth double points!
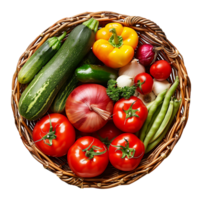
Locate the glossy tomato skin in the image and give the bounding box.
[32,114,75,157]
[150,60,172,81]
[109,133,145,171]
[93,121,122,147]
[67,136,109,178]
[134,72,153,95]
[113,97,148,133]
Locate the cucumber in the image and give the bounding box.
[50,74,78,113]
[18,32,66,84]
[19,18,99,121]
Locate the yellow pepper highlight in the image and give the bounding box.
[93,23,138,68]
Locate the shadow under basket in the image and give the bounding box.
[11,11,191,189]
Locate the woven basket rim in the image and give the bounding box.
[11,11,191,189]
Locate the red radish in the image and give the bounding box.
[136,44,156,67]
[65,84,113,133]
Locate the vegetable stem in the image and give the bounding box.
[83,18,99,33]
[57,31,67,41]
[108,28,123,48]
[109,28,119,45]
[82,142,107,160]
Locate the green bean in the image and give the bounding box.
[146,101,155,111]
[143,76,179,151]
[140,89,167,142]
[145,98,181,153]
[146,104,162,134]
[150,100,174,143]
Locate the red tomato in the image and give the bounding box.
[113,96,148,133]
[134,72,153,95]
[76,129,92,140]
[109,133,145,171]
[150,60,172,81]
[32,114,75,157]
[93,121,122,148]
[67,136,109,178]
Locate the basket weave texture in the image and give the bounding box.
[11,11,191,189]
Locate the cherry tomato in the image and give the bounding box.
[113,96,148,133]
[32,113,75,157]
[134,72,153,95]
[109,133,145,171]
[67,136,109,178]
[150,60,172,81]
[93,121,122,148]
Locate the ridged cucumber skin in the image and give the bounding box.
[18,41,57,84]
[50,74,78,113]
[19,24,95,121]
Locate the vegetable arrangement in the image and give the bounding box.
[18,19,181,178]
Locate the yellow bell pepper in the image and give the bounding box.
[92,23,138,68]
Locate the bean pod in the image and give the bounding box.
[143,76,179,150]
[145,98,181,153]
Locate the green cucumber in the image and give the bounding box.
[19,18,99,121]
[50,74,78,113]
[18,32,66,84]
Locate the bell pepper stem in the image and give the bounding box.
[108,28,123,48]
[109,28,119,45]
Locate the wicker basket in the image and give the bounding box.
[11,11,191,189]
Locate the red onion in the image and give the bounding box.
[65,84,113,133]
[136,44,156,67]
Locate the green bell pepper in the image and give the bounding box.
[75,64,118,84]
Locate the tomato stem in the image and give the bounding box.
[33,115,56,146]
[96,133,115,148]
[82,140,107,159]
[137,78,146,92]
[111,138,136,159]
[123,101,139,119]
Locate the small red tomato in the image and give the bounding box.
[113,96,148,133]
[134,72,153,95]
[32,114,75,157]
[67,136,109,178]
[150,60,172,81]
[93,121,122,148]
[109,133,145,171]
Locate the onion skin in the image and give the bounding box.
[136,44,155,67]
[65,84,113,133]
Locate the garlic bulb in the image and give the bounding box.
[152,79,171,96]
[119,59,145,80]
[116,75,134,88]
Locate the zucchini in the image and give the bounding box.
[50,49,99,113]
[18,32,66,84]
[80,49,101,65]
[50,74,78,113]
[19,18,99,120]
